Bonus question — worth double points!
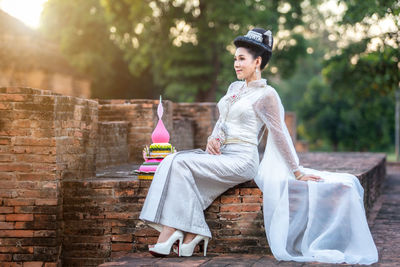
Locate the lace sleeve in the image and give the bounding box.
[253,90,300,173]
[207,114,225,145]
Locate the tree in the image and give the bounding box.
[40,0,157,99]
[298,0,399,151]
[101,0,308,102]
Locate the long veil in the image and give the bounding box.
[253,91,378,265]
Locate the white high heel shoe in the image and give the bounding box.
[174,234,210,256]
[149,229,184,257]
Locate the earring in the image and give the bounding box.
[255,68,259,74]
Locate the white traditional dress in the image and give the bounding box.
[139,78,378,265]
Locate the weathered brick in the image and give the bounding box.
[133,228,159,237]
[0,94,33,102]
[111,234,133,242]
[15,221,32,229]
[0,222,14,229]
[17,189,56,198]
[0,163,32,172]
[35,199,58,206]
[0,154,15,162]
[0,136,11,145]
[14,205,57,214]
[111,243,133,252]
[0,253,13,261]
[241,204,261,212]
[0,246,33,253]
[242,195,262,203]
[12,253,35,261]
[17,173,56,181]
[11,137,56,147]
[239,188,261,196]
[0,230,34,237]
[0,102,13,109]
[220,195,241,204]
[218,213,240,220]
[5,214,34,221]
[0,262,23,267]
[21,262,43,267]
[4,199,35,206]
[12,146,56,155]
[0,207,14,213]
[0,172,15,180]
[33,230,56,237]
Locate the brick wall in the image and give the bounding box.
[173,102,217,150]
[0,87,97,266]
[96,122,129,168]
[171,117,194,151]
[62,152,386,265]
[98,99,174,163]
[61,177,269,265]
[0,86,384,266]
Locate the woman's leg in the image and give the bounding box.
[142,144,259,250]
[183,232,196,243]
[148,225,177,248]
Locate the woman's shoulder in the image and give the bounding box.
[254,84,280,107]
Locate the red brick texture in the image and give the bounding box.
[62,152,386,265]
[0,87,97,266]
[0,86,387,266]
[96,122,129,168]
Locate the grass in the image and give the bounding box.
[386,151,399,162]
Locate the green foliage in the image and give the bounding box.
[298,74,395,151]
[296,0,399,152]
[339,0,400,24]
[101,0,307,101]
[40,0,157,99]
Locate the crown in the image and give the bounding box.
[244,30,263,43]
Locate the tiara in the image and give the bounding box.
[244,30,272,47]
[244,30,263,43]
[263,30,272,47]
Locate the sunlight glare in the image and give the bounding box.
[0,0,48,28]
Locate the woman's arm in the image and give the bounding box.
[253,90,301,174]
[253,89,323,181]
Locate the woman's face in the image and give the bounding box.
[234,47,259,80]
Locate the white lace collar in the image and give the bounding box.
[245,78,267,88]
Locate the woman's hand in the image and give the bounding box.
[206,138,221,155]
[297,173,323,182]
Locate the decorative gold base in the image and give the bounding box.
[138,174,154,180]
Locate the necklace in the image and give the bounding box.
[227,83,252,105]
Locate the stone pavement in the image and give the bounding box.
[99,163,400,267]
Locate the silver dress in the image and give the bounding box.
[139,79,267,238]
[139,78,378,265]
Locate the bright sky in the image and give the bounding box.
[0,0,48,28]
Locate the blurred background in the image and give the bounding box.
[0,0,399,159]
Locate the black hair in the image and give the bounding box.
[236,42,271,70]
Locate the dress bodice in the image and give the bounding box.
[216,79,266,145]
[209,78,300,173]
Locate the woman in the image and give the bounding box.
[139,28,378,264]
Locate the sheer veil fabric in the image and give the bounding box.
[219,79,378,264]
